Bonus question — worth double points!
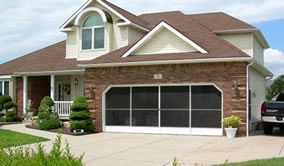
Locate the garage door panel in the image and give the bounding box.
[106,87,130,109]
[106,109,130,126]
[161,109,189,127]
[191,110,221,128]
[161,86,189,109]
[132,109,158,126]
[191,86,221,109]
[132,87,158,109]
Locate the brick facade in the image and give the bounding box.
[85,62,248,136]
[16,76,50,117]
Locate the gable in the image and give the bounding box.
[122,21,207,57]
[134,28,198,55]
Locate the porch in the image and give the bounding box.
[18,72,85,119]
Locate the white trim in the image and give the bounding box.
[117,22,150,32]
[23,76,28,115]
[102,83,223,136]
[13,69,85,76]
[74,7,107,26]
[79,57,253,68]
[246,61,254,137]
[50,75,55,100]
[60,0,149,32]
[121,22,207,58]
[0,75,12,79]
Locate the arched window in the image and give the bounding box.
[82,14,105,50]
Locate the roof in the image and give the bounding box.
[1,1,264,75]
[85,11,249,65]
[0,41,84,76]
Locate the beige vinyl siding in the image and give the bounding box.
[249,68,266,122]
[134,28,197,55]
[66,27,79,59]
[253,36,264,65]
[128,27,145,44]
[219,33,253,56]
[71,75,84,100]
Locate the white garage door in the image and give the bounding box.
[103,85,222,135]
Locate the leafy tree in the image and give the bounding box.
[266,75,284,100]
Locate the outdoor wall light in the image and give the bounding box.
[252,91,257,98]
[74,78,79,85]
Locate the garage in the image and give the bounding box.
[103,84,222,135]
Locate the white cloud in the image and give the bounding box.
[264,48,284,65]
[1,0,284,64]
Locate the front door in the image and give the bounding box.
[55,82,71,101]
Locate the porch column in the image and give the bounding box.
[23,76,28,114]
[50,74,55,100]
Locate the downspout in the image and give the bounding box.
[246,60,254,137]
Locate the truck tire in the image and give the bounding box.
[263,122,273,135]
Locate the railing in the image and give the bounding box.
[54,101,73,118]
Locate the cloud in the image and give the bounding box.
[1,0,284,64]
[264,48,284,77]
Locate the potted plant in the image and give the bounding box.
[26,101,35,120]
[221,115,242,138]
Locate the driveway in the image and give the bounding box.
[1,124,284,166]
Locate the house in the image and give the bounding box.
[0,0,272,136]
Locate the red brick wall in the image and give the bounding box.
[28,76,50,109]
[85,62,248,136]
[16,77,23,117]
[16,76,50,117]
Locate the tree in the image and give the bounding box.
[266,75,284,100]
[70,96,94,132]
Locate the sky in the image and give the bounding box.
[1,0,284,77]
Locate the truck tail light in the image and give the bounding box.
[261,103,266,114]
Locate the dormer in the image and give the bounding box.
[61,0,148,61]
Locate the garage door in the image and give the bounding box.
[104,85,222,135]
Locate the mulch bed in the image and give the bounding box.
[0,122,22,126]
[25,123,97,136]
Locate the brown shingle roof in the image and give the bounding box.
[0,41,83,75]
[86,12,249,65]
[102,0,151,30]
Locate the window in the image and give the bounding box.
[82,14,105,50]
[0,80,9,96]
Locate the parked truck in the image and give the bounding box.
[261,92,284,134]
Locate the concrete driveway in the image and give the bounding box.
[1,124,284,166]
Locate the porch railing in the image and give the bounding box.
[54,101,73,118]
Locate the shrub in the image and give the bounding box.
[70,118,94,131]
[0,95,16,112]
[4,101,17,110]
[6,111,16,118]
[70,96,94,132]
[0,135,84,166]
[39,119,62,130]
[71,96,88,111]
[38,96,54,114]
[0,95,12,105]
[221,115,242,128]
[69,110,91,120]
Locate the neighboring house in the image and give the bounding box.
[0,0,272,136]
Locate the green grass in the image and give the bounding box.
[216,157,284,166]
[0,129,49,148]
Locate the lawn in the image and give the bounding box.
[217,157,284,166]
[0,129,49,148]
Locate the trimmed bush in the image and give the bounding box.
[4,101,17,110]
[71,96,88,111]
[70,96,94,132]
[39,119,62,130]
[70,118,94,131]
[0,95,12,105]
[69,110,91,120]
[6,111,16,118]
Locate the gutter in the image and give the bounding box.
[13,69,85,76]
[246,61,254,137]
[79,57,253,68]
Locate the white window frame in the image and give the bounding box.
[102,83,223,136]
[80,15,106,51]
[0,80,10,96]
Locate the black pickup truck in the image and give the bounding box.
[261,92,284,134]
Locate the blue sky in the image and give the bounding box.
[1,0,284,77]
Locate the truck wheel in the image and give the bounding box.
[263,123,273,135]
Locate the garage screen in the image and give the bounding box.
[105,85,221,128]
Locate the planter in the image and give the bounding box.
[225,128,237,138]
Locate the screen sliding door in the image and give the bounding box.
[104,85,222,135]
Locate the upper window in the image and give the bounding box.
[82,14,105,50]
